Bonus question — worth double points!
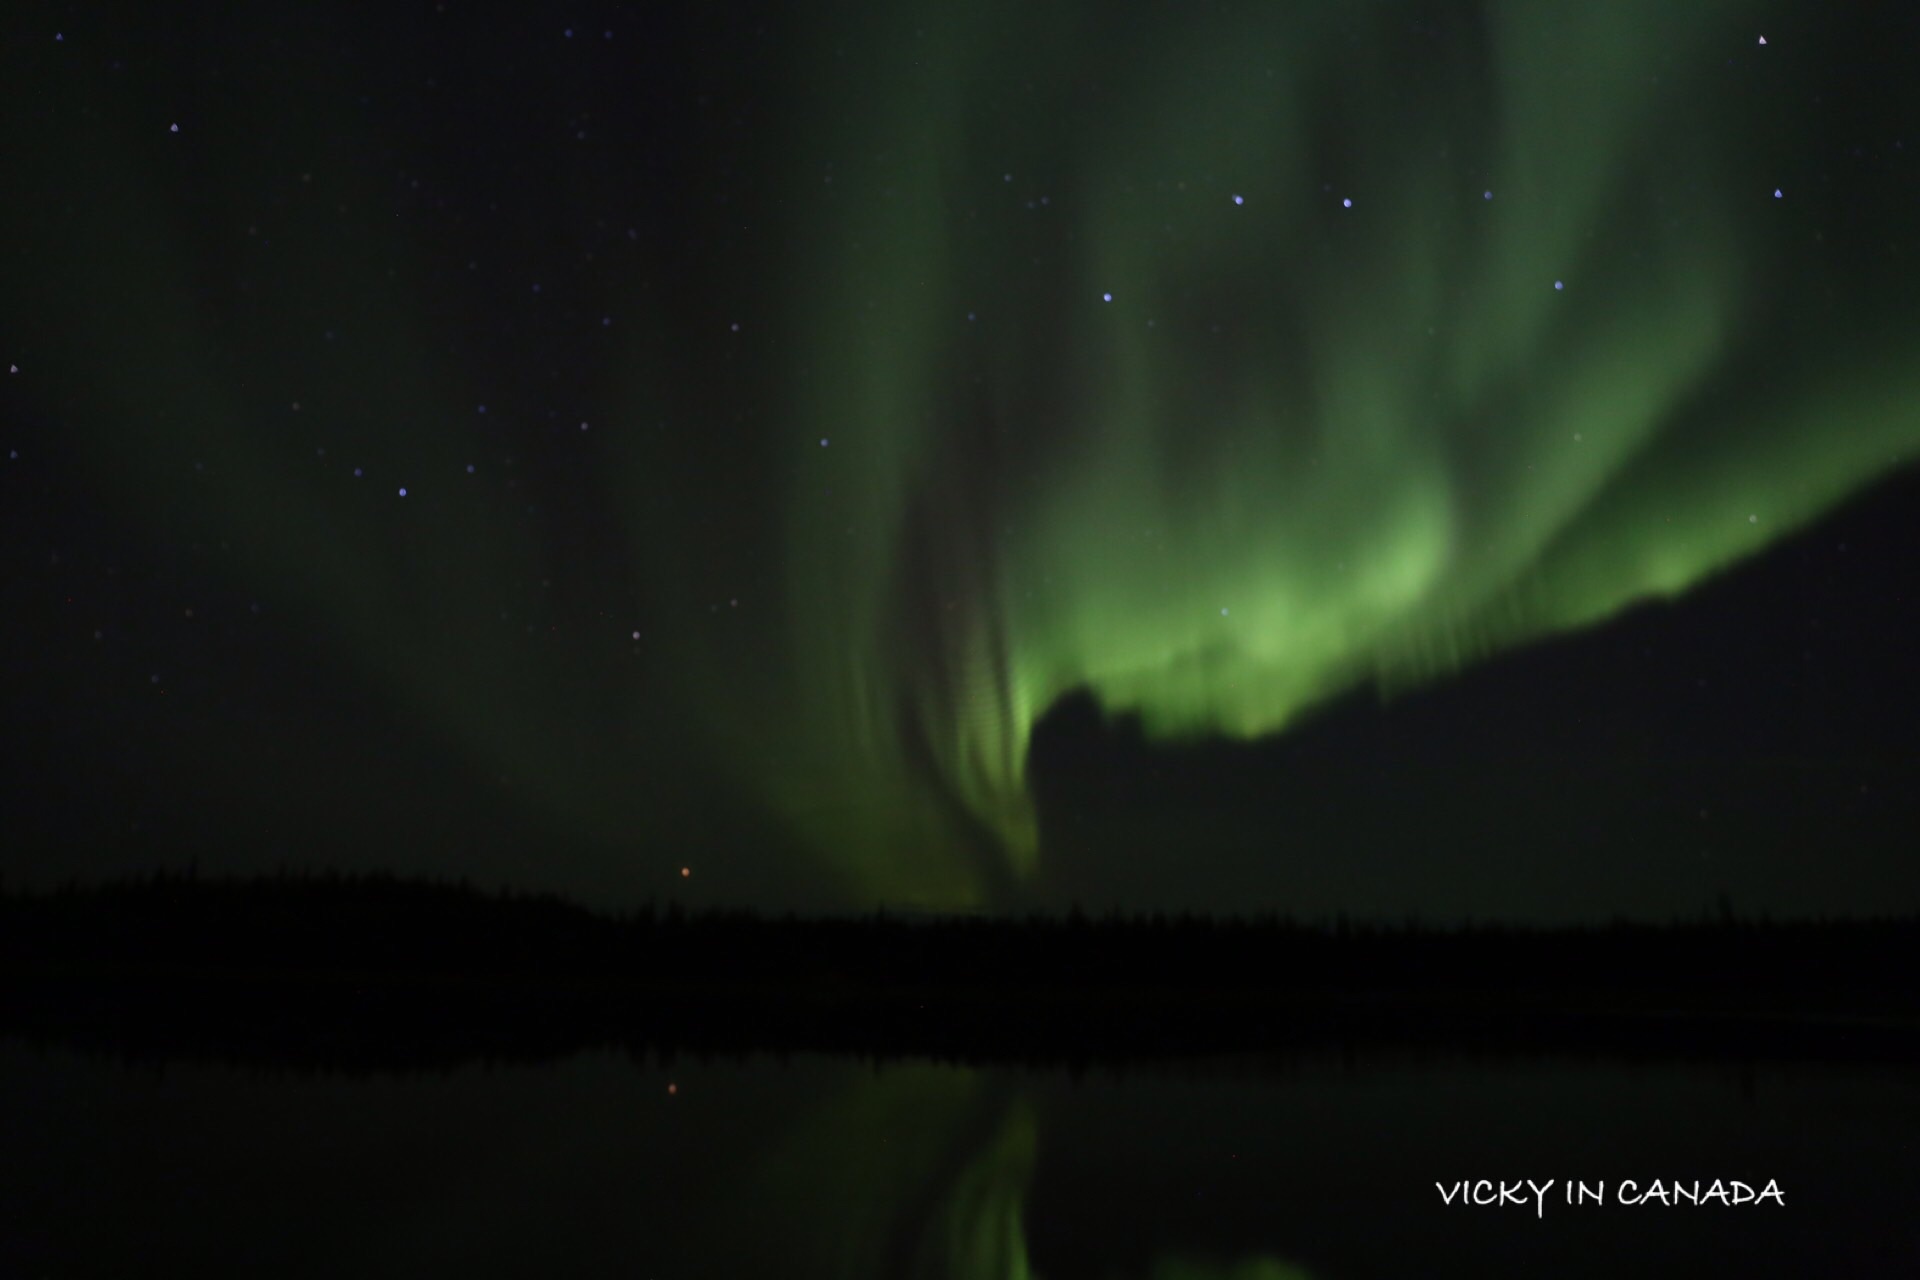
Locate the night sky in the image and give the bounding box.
[5,2,1918,917]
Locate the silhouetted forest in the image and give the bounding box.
[3,870,1916,1074]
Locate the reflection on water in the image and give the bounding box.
[3,1043,1914,1277]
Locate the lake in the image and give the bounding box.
[3,1041,1913,1277]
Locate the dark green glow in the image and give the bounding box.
[738,1065,991,1276]
[1147,1260,1317,1280]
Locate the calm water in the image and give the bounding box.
[3,1042,1914,1277]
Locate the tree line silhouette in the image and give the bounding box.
[3,869,1916,1074]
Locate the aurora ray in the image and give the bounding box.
[672,0,1920,904]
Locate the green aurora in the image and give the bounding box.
[15,0,1920,907]
[682,0,1920,904]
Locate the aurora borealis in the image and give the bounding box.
[6,0,1919,912]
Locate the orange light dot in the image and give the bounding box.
[680,866,690,877]
[667,1083,678,1095]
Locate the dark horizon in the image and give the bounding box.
[9,869,1917,1078]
